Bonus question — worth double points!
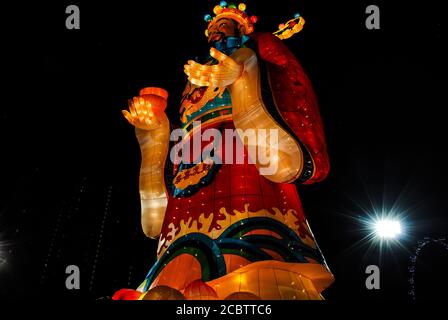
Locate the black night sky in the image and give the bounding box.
[1,0,447,301]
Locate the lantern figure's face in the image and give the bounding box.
[207,18,241,43]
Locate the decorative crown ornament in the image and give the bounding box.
[273,13,305,40]
[203,1,305,40]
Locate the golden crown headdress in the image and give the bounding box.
[203,1,305,40]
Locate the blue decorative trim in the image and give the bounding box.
[143,217,325,292]
[216,238,273,261]
[144,233,226,291]
[172,161,221,198]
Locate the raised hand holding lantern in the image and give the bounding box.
[122,87,171,239]
[122,87,168,130]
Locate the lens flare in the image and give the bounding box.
[373,219,402,239]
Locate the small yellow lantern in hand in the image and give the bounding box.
[122,87,168,130]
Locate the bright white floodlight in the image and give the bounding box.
[374,219,402,239]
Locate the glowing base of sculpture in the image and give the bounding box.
[114,260,333,300]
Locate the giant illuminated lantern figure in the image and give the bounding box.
[118,2,334,300]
